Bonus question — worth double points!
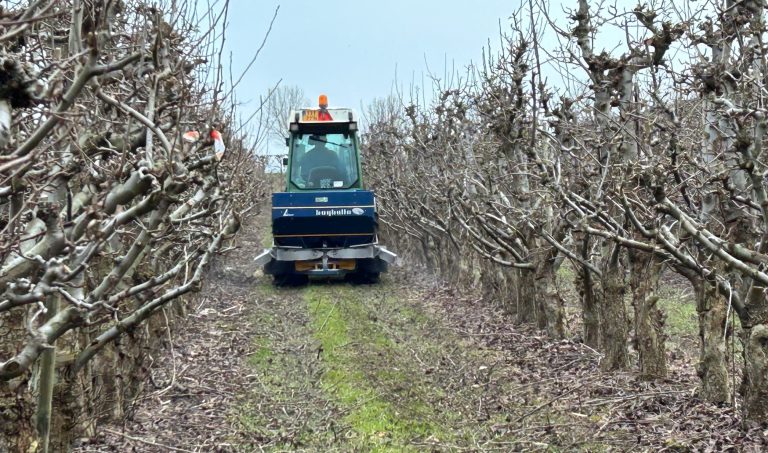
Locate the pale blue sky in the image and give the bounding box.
[224,0,519,114]
[218,0,677,155]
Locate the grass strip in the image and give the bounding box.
[305,285,445,452]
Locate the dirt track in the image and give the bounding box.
[75,213,768,452]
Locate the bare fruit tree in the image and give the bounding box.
[364,0,768,424]
[265,84,309,143]
[0,1,266,450]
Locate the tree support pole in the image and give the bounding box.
[36,294,60,453]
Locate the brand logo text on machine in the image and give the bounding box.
[316,208,365,216]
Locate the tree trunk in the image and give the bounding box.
[629,250,666,379]
[536,258,565,339]
[0,311,36,451]
[693,280,731,403]
[740,286,768,423]
[420,237,435,272]
[576,235,600,348]
[535,283,548,332]
[600,246,629,371]
[743,324,768,422]
[516,269,537,325]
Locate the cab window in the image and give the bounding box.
[290,133,359,189]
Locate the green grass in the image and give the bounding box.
[247,297,276,368]
[235,278,514,450]
[654,279,745,365]
[234,282,340,451]
[556,261,576,282]
[248,342,273,367]
[657,292,697,338]
[259,229,272,249]
[398,304,430,325]
[304,285,448,452]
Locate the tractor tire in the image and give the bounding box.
[347,271,380,284]
[273,273,308,287]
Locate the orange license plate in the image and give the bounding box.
[295,260,356,271]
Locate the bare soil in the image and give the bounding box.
[75,212,768,452]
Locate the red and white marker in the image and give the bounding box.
[211,129,225,160]
[182,130,200,143]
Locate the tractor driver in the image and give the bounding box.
[299,136,345,187]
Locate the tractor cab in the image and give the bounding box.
[255,95,396,285]
[285,104,363,191]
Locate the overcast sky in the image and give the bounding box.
[215,0,663,157]
[223,0,520,116]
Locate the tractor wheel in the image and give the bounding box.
[347,271,380,284]
[274,273,308,287]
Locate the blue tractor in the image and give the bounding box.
[254,95,396,285]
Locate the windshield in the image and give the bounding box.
[290,133,359,189]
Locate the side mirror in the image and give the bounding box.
[285,137,290,146]
[282,157,289,166]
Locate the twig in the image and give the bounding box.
[101,427,196,452]
[512,386,580,424]
[155,308,178,397]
